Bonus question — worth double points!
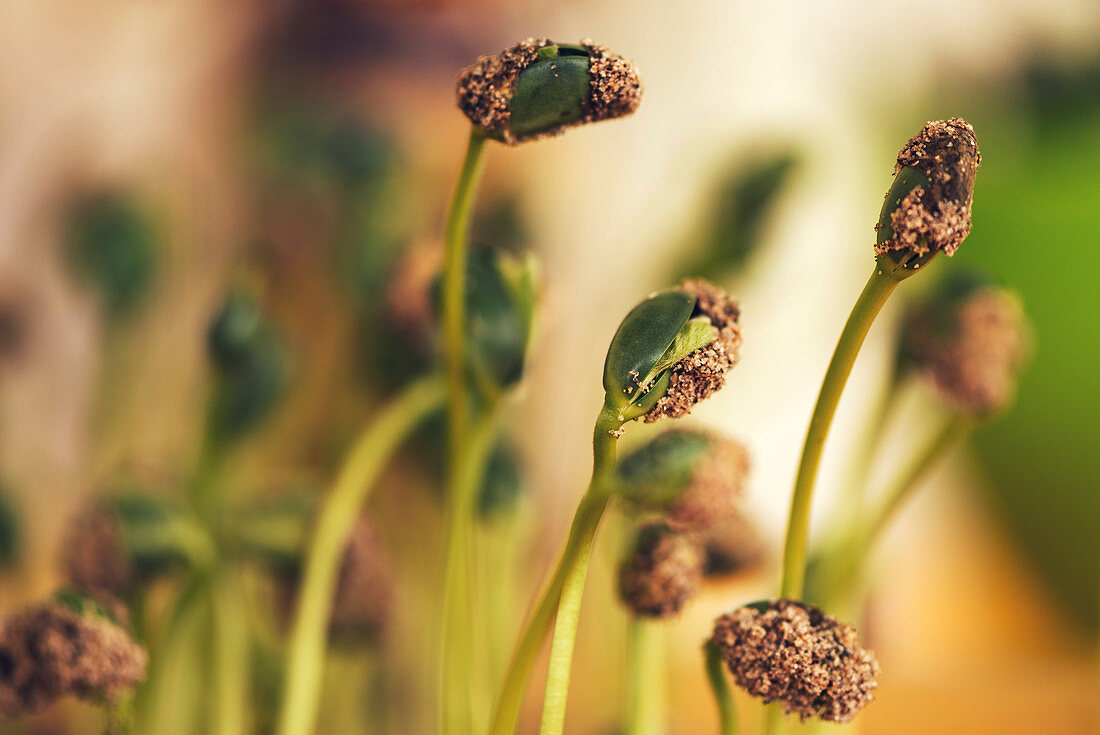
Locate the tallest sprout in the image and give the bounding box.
[441,38,641,734]
[763,118,978,734]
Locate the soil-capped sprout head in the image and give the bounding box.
[456,38,642,144]
[901,273,1032,418]
[63,495,211,599]
[618,522,705,619]
[710,599,879,723]
[603,279,741,426]
[0,591,147,717]
[615,428,750,532]
[875,118,981,278]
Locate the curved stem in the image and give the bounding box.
[275,375,446,735]
[820,417,971,608]
[488,402,623,735]
[440,404,503,735]
[442,126,488,465]
[625,619,665,735]
[438,124,488,735]
[779,269,898,600]
[538,404,623,735]
[704,641,739,735]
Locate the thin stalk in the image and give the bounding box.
[438,124,489,735]
[624,619,666,735]
[440,404,503,734]
[442,127,488,462]
[537,403,623,735]
[210,571,250,735]
[134,576,205,728]
[820,417,971,608]
[779,269,899,600]
[276,375,446,735]
[763,704,785,735]
[704,641,739,735]
[488,402,624,735]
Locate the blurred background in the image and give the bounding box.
[0,0,1098,733]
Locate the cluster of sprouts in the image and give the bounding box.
[0,30,1038,735]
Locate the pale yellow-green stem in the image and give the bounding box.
[276,376,445,735]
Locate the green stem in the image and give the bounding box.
[210,571,249,735]
[538,403,623,735]
[779,269,899,600]
[488,402,623,735]
[704,641,739,735]
[625,619,665,735]
[440,404,503,735]
[438,124,488,735]
[275,375,445,735]
[442,126,488,464]
[134,576,205,728]
[820,417,971,609]
[764,704,785,735]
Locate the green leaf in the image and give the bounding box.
[509,48,591,139]
[603,289,696,409]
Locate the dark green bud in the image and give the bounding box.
[431,248,538,397]
[603,279,741,423]
[477,440,524,520]
[874,118,981,279]
[0,486,19,567]
[207,291,265,369]
[615,428,750,532]
[206,290,289,439]
[67,191,158,317]
[456,38,642,144]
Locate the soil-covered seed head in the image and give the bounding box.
[617,523,704,619]
[62,503,133,599]
[901,275,1031,417]
[603,279,741,427]
[875,118,981,277]
[456,38,642,144]
[710,599,879,722]
[0,594,146,717]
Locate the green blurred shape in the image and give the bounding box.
[680,150,799,279]
[206,290,290,440]
[477,440,524,520]
[0,484,19,567]
[256,105,407,303]
[67,191,158,317]
[953,61,1100,629]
